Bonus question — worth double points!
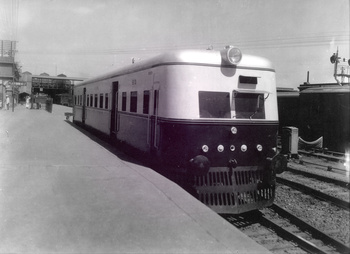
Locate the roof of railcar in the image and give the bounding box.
[76,49,274,87]
[300,84,350,94]
[277,87,300,98]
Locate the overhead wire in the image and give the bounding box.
[17,31,349,56]
[0,0,19,40]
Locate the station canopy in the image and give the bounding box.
[32,75,85,90]
[31,74,86,103]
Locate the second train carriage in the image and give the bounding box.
[298,84,350,153]
[277,84,350,153]
[73,46,286,214]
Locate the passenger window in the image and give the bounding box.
[198,91,231,118]
[105,93,109,109]
[99,93,103,108]
[122,92,127,111]
[232,92,265,119]
[94,94,98,108]
[130,91,137,112]
[143,90,150,114]
[87,94,90,107]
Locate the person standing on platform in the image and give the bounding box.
[26,96,30,109]
[6,95,10,110]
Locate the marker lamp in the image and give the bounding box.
[217,145,224,152]
[202,145,209,153]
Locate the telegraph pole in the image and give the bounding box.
[330,49,350,86]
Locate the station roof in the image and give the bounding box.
[32,75,87,82]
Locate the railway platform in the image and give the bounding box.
[0,105,271,253]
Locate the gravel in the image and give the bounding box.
[275,183,350,246]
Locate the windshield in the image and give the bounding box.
[198,91,266,119]
[232,92,265,119]
[198,91,231,118]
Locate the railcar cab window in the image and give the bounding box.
[199,91,231,118]
[198,91,266,119]
[232,92,266,119]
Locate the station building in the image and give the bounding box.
[0,40,20,109]
[1,40,86,109]
[18,72,86,106]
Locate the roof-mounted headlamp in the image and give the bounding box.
[222,45,242,65]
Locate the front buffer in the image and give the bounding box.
[159,120,286,214]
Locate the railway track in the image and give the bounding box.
[286,163,350,190]
[297,158,347,175]
[223,204,350,254]
[223,148,349,253]
[276,176,350,211]
[290,149,348,174]
[298,149,347,164]
[277,146,348,173]
[273,155,350,252]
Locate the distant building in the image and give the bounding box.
[0,40,19,108]
[21,73,86,105]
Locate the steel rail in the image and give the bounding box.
[222,211,322,254]
[277,177,350,211]
[286,165,350,189]
[267,204,350,254]
[298,149,345,162]
[298,158,346,172]
[259,215,330,254]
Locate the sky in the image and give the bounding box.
[1,0,349,89]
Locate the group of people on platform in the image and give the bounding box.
[0,95,12,110]
[1,95,31,110]
[1,95,50,110]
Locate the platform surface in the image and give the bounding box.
[0,105,270,253]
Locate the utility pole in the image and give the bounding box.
[330,49,350,86]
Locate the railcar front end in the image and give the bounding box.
[156,47,286,214]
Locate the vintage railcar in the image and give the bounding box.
[73,46,286,214]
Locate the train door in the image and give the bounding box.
[149,78,160,151]
[110,81,119,139]
[82,88,86,124]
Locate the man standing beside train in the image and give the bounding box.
[6,95,10,110]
